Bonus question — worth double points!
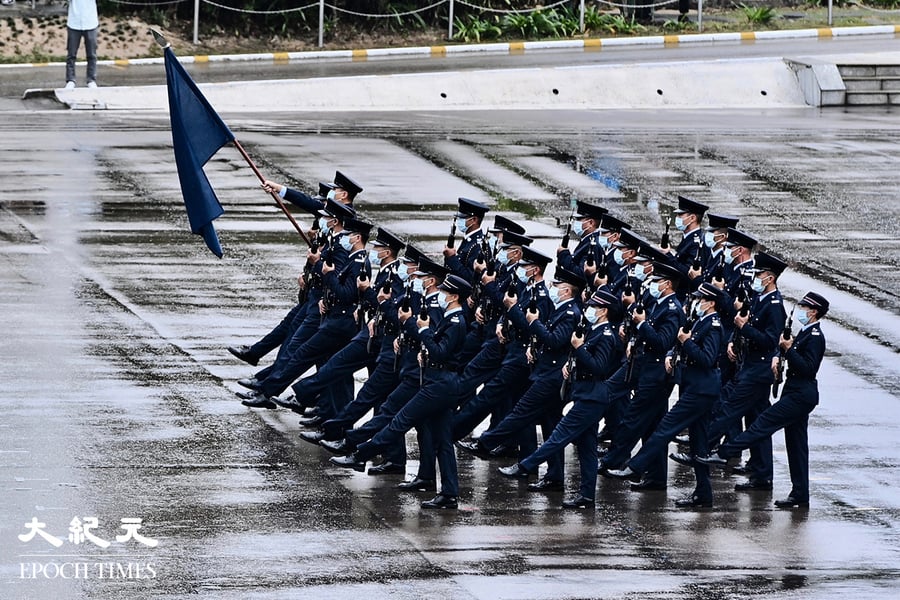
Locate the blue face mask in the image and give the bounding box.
[398,264,411,281]
[318,216,331,233]
[584,306,600,324]
[515,266,530,283]
[548,286,562,305]
[455,217,468,233]
[412,278,425,295]
[704,231,717,248]
[497,249,511,266]
[487,235,498,252]
[649,281,662,299]
[675,216,687,231]
[693,301,706,317]
[437,291,450,311]
[751,276,766,293]
[326,189,336,201]
[368,249,382,268]
[572,219,585,237]
[613,248,626,266]
[339,235,354,252]
[598,234,611,250]
[724,247,737,264]
[797,310,811,326]
[633,264,648,281]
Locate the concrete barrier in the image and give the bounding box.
[51,56,809,111]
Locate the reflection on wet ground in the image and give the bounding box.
[1,108,899,599]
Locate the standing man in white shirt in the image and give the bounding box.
[65,0,100,89]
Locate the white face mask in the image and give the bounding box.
[437,291,450,310]
[649,281,663,298]
[515,266,530,283]
[572,219,585,237]
[704,231,717,249]
[368,249,383,267]
[675,216,687,231]
[613,248,626,266]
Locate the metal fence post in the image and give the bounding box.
[698,0,703,33]
[193,0,200,44]
[449,0,455,40]
[580,0,585,33]
[318,0,325,48]
[828,0,833,26]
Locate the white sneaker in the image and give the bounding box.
[87,81,98,89]
[64,81,76,90]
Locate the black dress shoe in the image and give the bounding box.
[498,463,530,479]
[695,454,729,468]
[329,454,365,472]
[299,430,326,445]
[455,439,492,459]
[562,495,595,509]
[674,495,713,508]
[489,443,519,458]
[597,427,612,442]
[228,345,259,366]
[527,478,564,492]
[674,434,691,445]
[734,480,773,491]
[272,395,306,414]
[240,393,277,409]
[302,407,319,418]
[236,389,260,400]
[320,439,354,456]
[605,466,641,483]
[421,494,458,509]
[367,461,405,475]
[298,415,324,428]
[731,463,749,475]
[237,377,261,390]
[630,479,667,492]
[774,496,809,508]
[397,477,437,492]
[669,452,696,467]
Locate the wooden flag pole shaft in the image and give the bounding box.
[232,139,312,247]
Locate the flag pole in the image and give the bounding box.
[231,139,311,247]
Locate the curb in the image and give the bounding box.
[2,24,898,70]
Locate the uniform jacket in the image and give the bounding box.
[678,312,723,396]
[527,298,582,379]
[445,229,485,283]
[783,321,826,404]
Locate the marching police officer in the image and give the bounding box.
[444,197,489,283]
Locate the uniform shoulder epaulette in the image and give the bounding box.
[711,316,722,327]
[566,310,575,315]
[667,300,678,309]
[770,298,781,304]
[602,328,613,336]
[811,329,821,336]
[450,315,461,323]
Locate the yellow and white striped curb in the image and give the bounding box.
[2,24,898,69]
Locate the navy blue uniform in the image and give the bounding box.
[718,321,825,502]
[355,307,468,497]
[445,230,485,284]
[477,298,582,483]
[520,319,622,499]
[557,230,602,275]
[602,293,684,486]
[707,289,786,484]
[628,312,723,502]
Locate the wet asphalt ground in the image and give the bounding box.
[2,42,900,599]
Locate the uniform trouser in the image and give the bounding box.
[245,301,308,364]
[457,335,505,398]
[478,374,566,482]
[628,389,717,501]
[602,360,673,485]
[718,389,816,501]
[254,297,322,380]
[345,375,420,465]
[600,362,633,440]
[520,381,610,499]
[356,371,461,496]
[452,350,530,442]
[290,336,376,418]
[66,27,98,84]
[258,313,357,398]
[321,359,399,441]
[707,363,774,483]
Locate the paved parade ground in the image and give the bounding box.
[2,38,900,598]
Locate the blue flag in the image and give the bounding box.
[164,47,234,258]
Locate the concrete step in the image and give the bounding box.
[845,91,900,105]
[838,65,900,78]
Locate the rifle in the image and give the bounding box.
[731,275,752,365]
[660,214,672,250]
[499,276,518,341]
[560,197,578,247]
[525,276,539,368]
[691,241,703,273]
[708,249,726,284]
[356,271,370,332]
[560,313,588,401]
[671,299,698,370]
[772,304,795,398]
[393,280,412,372]
[624,279,649,383]
[418,299,430,387]
[297,226,324,305]
[447,219,457,249]
[366,278,393,354]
